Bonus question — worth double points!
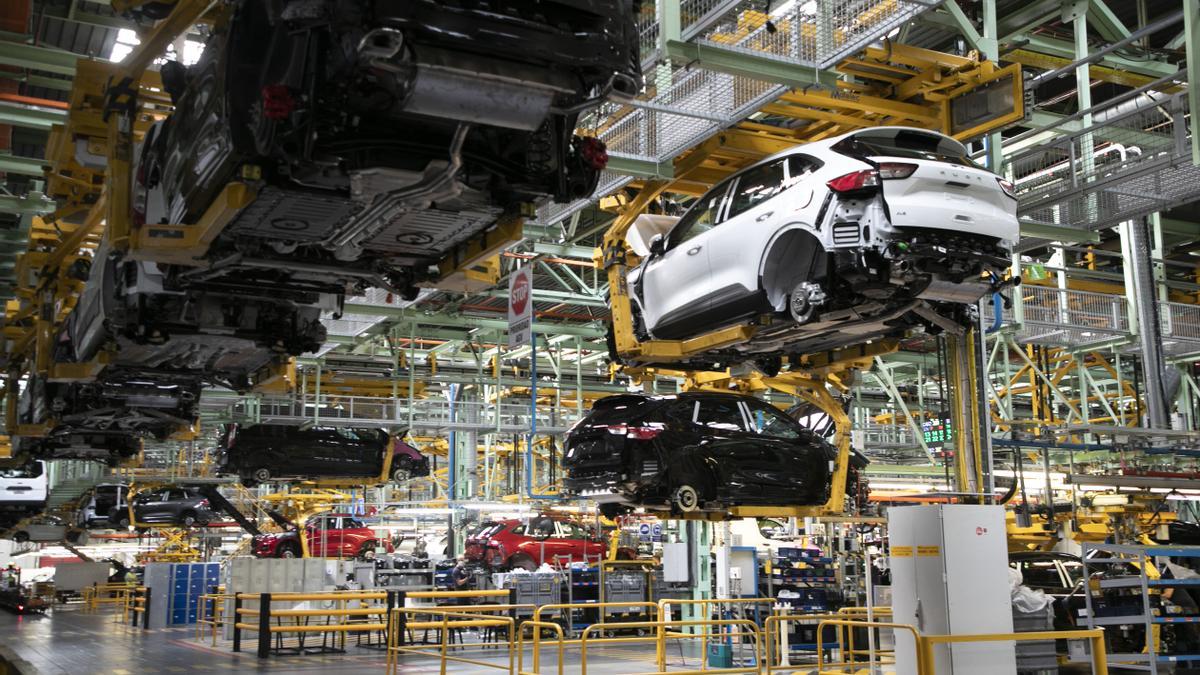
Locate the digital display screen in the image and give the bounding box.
[921,414,954,448]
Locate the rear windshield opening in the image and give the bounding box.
[585,397,658,425]
[832,131,979,169]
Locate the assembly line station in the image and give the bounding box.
[0,0,1198,673]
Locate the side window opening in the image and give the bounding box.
[695,399,746,432]
[725,159,788,221]
[670,179,734,247]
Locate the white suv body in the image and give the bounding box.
[626,127,1017,361]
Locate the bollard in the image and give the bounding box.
[396,590,407,647]
[233,595,243,652]
[257,593,272,658]
[142,590,150,630]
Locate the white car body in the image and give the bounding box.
[0,461,48,515]
[627,127,1018,361]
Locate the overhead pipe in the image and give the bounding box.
[1026,10,1184,87]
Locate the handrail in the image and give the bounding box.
[582,619,762,675]
[518,620,566,675]
[386,607,516,675]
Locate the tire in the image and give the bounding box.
[278,542,301,558]
[251,466,272,484]
[13,531,29,544]
[115,514,131,528]
[508,554,537,572]
[391,462,410,482]
[178,511,198,527]
[672,484,701,513]
[359,543,378,560]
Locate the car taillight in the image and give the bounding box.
[198,499,209,507]
[877,162,917,179]
[261,84,295,120]
[826,169,880,193]
[601,424,664,440]
[997,177,1016,199]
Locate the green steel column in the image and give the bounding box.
[1185,0,1200,164]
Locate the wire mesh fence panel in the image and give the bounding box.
[532,0,939,227]
[1008,91,1200,241]
[1004,285,1130,348]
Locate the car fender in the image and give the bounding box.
[756,224,827,310]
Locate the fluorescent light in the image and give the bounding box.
[460,502,531,511]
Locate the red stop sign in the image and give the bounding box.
[511,272,530,316]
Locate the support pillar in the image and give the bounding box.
[1126,218,1171,428]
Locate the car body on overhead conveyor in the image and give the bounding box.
[14,238,327,459]
[563,391,836,517]
[620,127,1018,370]
[215,424,430,486]
[135,0,641,302]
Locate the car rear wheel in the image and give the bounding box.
[251,466,272,484]
[13,531,29,543]
[115,514,131,528]
[672,484,701,513]
[359,543,378,560]
[179,511,198,527]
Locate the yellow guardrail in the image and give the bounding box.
[387,607,516,675]
[584,618,762,675]
[82,582,137,613]
[196,592,232,645]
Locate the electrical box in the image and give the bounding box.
[888,504,1015,675]
[662,542,689,583]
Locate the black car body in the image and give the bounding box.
[137,0,641,302]
[123,487,216,527]
[563,392,835,515]
[216,424,429,486]
[1009,551,1085,632]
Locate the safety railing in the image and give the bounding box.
[82,582,137,613]
[535,0,939,228]
[196,591,232,645]
[207,393,582,434]
[122,585,150,630]
[587,618,763,675]
[386,607,518,675]
[761,610,898,674]
[232,590,397,658]
[1004,284,1130,347]
[1007,85,1198,235]
[1161,300,1200,355]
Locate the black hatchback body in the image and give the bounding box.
[563,392,835,515]
[217,424,429,486]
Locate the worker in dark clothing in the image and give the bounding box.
[451,556,472,590]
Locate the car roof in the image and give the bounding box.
[745,125,967,171]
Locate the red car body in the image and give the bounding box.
[253,514,391,559]
[464,517,607,570]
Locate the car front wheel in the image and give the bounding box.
[359,543,378,560]
[13,531,29,543]
[672,484,701,513]
[179,511,198,527]
[251,466,272,484]
[279,542,301,558]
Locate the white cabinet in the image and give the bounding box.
[888,504,1016,675]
